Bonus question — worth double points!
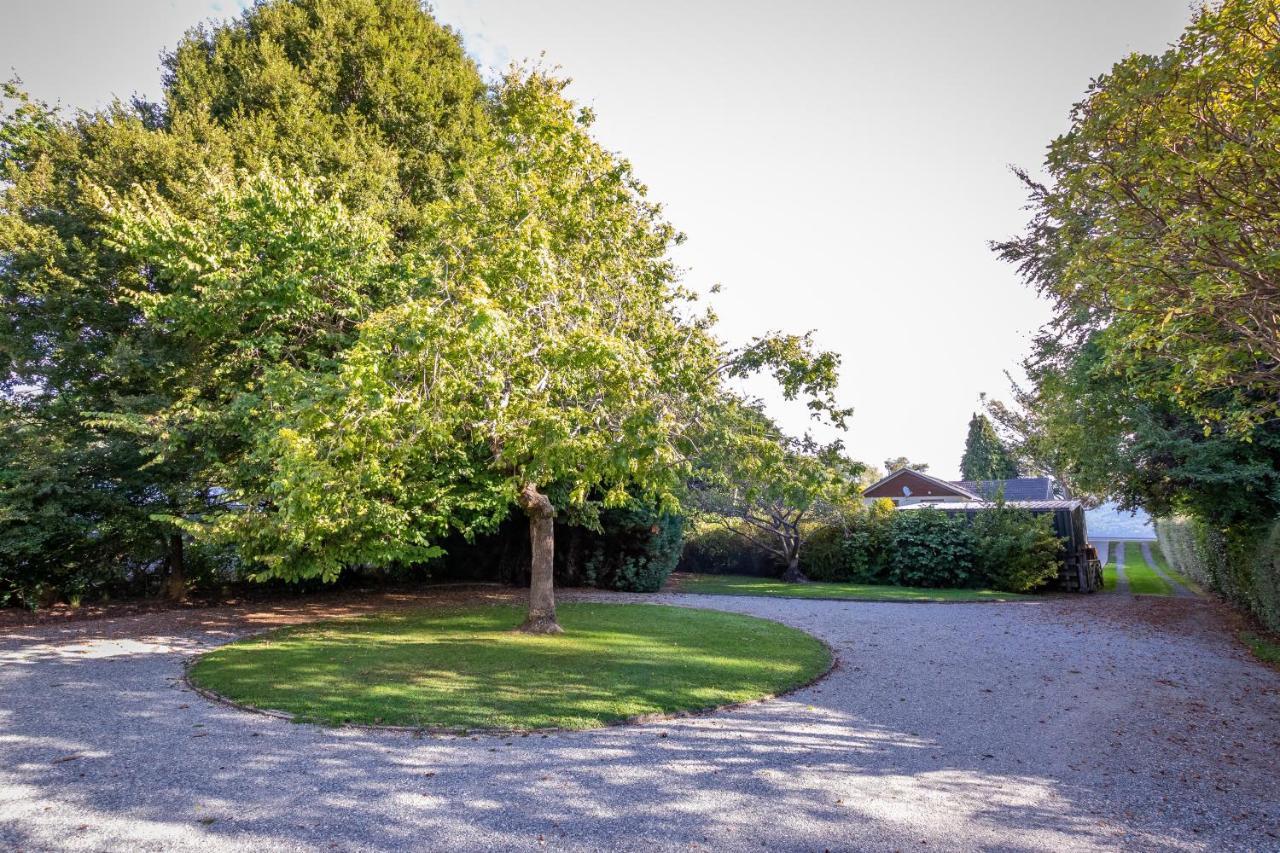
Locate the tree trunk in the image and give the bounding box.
[780,550,808,583]
[163,532,187,602]
[516,483,562,634]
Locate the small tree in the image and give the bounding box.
[959,412,1019,481]
[691,404,862,582]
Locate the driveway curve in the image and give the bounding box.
[1,589,1278,852]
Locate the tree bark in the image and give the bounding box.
[516,483,562,634]
[781,550,808,583]
[163,532,187,602]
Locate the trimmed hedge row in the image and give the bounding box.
[2,506,684,609]
[428,507,685,593]
[1157,516,1280,632]
[680,505,1062,593]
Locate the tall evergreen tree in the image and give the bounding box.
[959,413,1019,481]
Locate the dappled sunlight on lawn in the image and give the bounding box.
[187,603,832,730]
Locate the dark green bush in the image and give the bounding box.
[802,512,892,583]
[678,524,780,576]
[881,508,977,587]
[429,506,684,593]
[563,508,685,592]
[970,504,1062,592]
[679,503,1069,593]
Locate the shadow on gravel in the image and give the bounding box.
[2,593,1278,851]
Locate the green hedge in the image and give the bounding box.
[1157,516,1280,632]
[678,524,780,576]
[682,505,1061,593]
[429,507,685,593]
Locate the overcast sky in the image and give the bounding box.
[3,0,1194,478]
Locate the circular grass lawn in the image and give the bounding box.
[188,603,831,731]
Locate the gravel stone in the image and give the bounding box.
[1,588,1277,851]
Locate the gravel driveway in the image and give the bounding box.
[1,588,1278,852]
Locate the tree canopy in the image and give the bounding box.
[1,0,849,622]
[688,403,863,582]
[883,456,929,474]
[993,0,1280,529]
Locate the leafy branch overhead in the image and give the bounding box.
[724,333,851,429]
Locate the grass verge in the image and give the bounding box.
[673,573,1024,602]
[188,603,831,731]
[1241,631,1280,667]
[1148,543,1202,594]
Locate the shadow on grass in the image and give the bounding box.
[186,604,832,730]
[3,592,1276,851]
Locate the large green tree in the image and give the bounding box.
[996,0,1280,436]
[5,0,849,624]
[100,69,847,631]
[993,0,1280,529]
[0,0,490,602]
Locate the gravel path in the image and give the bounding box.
[2,589,1278,852]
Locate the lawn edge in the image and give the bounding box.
[672,590,1033,604]
[181,602,839,737]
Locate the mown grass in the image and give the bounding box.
[1241,631,1280,667]
[1122,546,1174,595]
[188,603,831,731]
[673,573,1024,602]
[1149,542,1202,594]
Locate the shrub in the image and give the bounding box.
[566,508,685,593]
[678,523,780,576]
[429,507,685,593]
[881,508,976,587]
[802,511,892,583]
[679,501,1069,593]
[971,504,1062,592]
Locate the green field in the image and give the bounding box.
[189,603,831,730]
[673,574,1024,602]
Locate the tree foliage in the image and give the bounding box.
[958,412,1018,482]
[995,0,1280,435]
[992,0,1280,532]
[2,0,849,620]
[688,403,863,582]
[883,456,928,474]
[0,0,490,603]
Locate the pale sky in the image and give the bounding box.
[2,0,1194,478]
